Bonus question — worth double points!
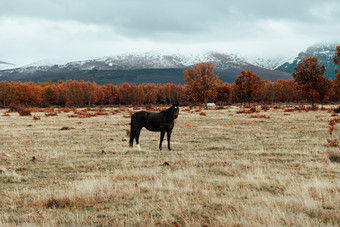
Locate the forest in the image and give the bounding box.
[0,73,338,107]
[0,76,338,107]
[0,79,306,107]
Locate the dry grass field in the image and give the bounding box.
[0,105,339,226]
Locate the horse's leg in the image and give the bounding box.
[167,130,172,150]
[135,128,142,151]
[129,122,136,147]
[159,131,165,151]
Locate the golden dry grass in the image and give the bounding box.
[0,105,339,226]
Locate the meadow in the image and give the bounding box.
[0,105,339,226]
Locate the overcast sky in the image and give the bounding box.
[1,0,340,65]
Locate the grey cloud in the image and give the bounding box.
[2,0,340,37]
[1,0,340,64]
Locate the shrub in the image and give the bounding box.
[250,114,270,119]
[284,108,295,112]
[44,107,58,116]
[33,115,41,120]
[61,107,72,113]
[273,105,283,109]
[236,106,259,114]
[327,118,340,147]
[11,105,32,116]
[327,139,339,147]
[19,108,31,116]
[45,112,58,117]
[9,104,21,113]
[95,111,109,116]
[261,105,270,111]
[29,107,45,113]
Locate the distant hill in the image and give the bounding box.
[276,43,340,79]
[0,66,291,85]
[0,52,291,85]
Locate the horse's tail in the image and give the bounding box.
[129,117,135,147]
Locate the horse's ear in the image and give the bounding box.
[173,102,179,107]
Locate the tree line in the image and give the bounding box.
[0,47,339,107]
[0,77,337,107]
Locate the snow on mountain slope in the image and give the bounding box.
[275,43,340,79]
[68,51,248,70]
[0,51,249,75]
[242,55,297,70]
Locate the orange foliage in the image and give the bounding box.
[184,62,221,105]
[332,46,340,102]
[327,117,340,147]
[261,80,299,103]
[292,56,330,107]
[216,82,232,104]
[234,70,262,103]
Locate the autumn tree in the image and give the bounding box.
[0,81,13,107]
[160,83,187,104]
[119,83,145,105]
[292,56,330,107]
[233,70,262,104]
[184,62,221,106]
[332,46,340,102]
[12,82,43,106]
[42,85,57,106]
[318,78,333,107]
[216,82,232,104]
[140,83,159,104]
[103,84,120,105]
[334,46,340,69]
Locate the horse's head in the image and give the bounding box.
[172,102,179,119]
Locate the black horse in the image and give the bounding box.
[129,103,179,151]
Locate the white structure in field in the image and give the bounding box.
[207,103,216,108]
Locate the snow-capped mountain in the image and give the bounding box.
[243,55,297,70]
[0,52,250,76]
[0,51,291,84]
[0,52,246,73]
[276,43,340,79]
[43,52,248,71]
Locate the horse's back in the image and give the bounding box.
[131,111,162,131]
[131,111,154,120]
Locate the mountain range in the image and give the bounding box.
[0,43,338,85]
[276,43,339,79]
